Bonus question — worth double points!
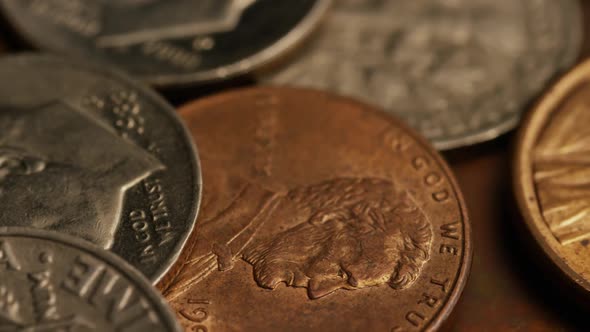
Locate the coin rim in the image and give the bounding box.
[514,58,590,294]
[0,0,332,87]
[176,86,472,331]
[1,53,203,285]
[434,0,583,151]
[0,226,183,331]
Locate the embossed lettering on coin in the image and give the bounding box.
[184,178,432,300]
[0,0,330,86]
[0,102,163,249]
[0,228,181,331]
[0,55,201,284]
[163,87,471,331]
[262,0,581,149]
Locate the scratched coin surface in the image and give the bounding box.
[0,55,201,284]
[0,227,182,331]
[261,0,581,150]
[162,87,472,331]
[0,0,329,87]
[514,59,590,294]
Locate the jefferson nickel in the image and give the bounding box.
[0,55,201,284]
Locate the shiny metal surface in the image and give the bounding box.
[515,58,590,295]
[262,0,582,150]
[0,0,330,87]
[0,227,182,331]
[0,55,201,284]
[163,87,471,331]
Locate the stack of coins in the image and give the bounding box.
[0,1,586,331]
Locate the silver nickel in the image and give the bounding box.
[0,0,330,87]
[0,55,201,284]
[0,227,182,331]
[262,0,582,150]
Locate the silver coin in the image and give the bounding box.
[0,0,330,87]
[0,227,182,331]
[261,0,582,150]
[0,55,201,284]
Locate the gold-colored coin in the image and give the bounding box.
[515,59,590,293]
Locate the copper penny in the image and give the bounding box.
[515,59,590,294]
[163,87,471,331]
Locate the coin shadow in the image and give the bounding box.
[503,184,590,331]
[0,13,29,53]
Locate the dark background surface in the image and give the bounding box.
[1,2,590,331]
[444,2,590,331]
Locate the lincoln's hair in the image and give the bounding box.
[246,178,432,290]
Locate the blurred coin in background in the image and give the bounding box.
[0,227,182,331]
[163,87,471,331]
[0,55,201,284]
[261,0,582,150]
[515,59,590,296]
[0,0,330,87]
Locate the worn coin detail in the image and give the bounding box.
[515,59,590,294]
[0,55,201,284]
[0,227,182,331]
[262,0,581,150]
[0,0,330,87]
[162,87,471,331]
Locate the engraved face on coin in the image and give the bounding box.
[0,227,181,331]
[515,59,590,294]
[0,0,330,86]
[0,55,201,284]
[262,0,581,150]
[162,87,471,331]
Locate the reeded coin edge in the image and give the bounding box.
[0,1,332,87]
[0,226,182,331]
[433,0,583,151]
[3,54,202,285]
[175,86,472,331]
[514,59,590,293]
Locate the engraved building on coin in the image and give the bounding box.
[164,87,471,331]
[99,0,258,46]
[0,0,330,86]
[0,55,201,284]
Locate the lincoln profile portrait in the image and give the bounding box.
[0,101,164,249]
[167,177,432,300]
[98,0,258,47]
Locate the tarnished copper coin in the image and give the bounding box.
[514,59,590,294]
[162,87,471,331]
